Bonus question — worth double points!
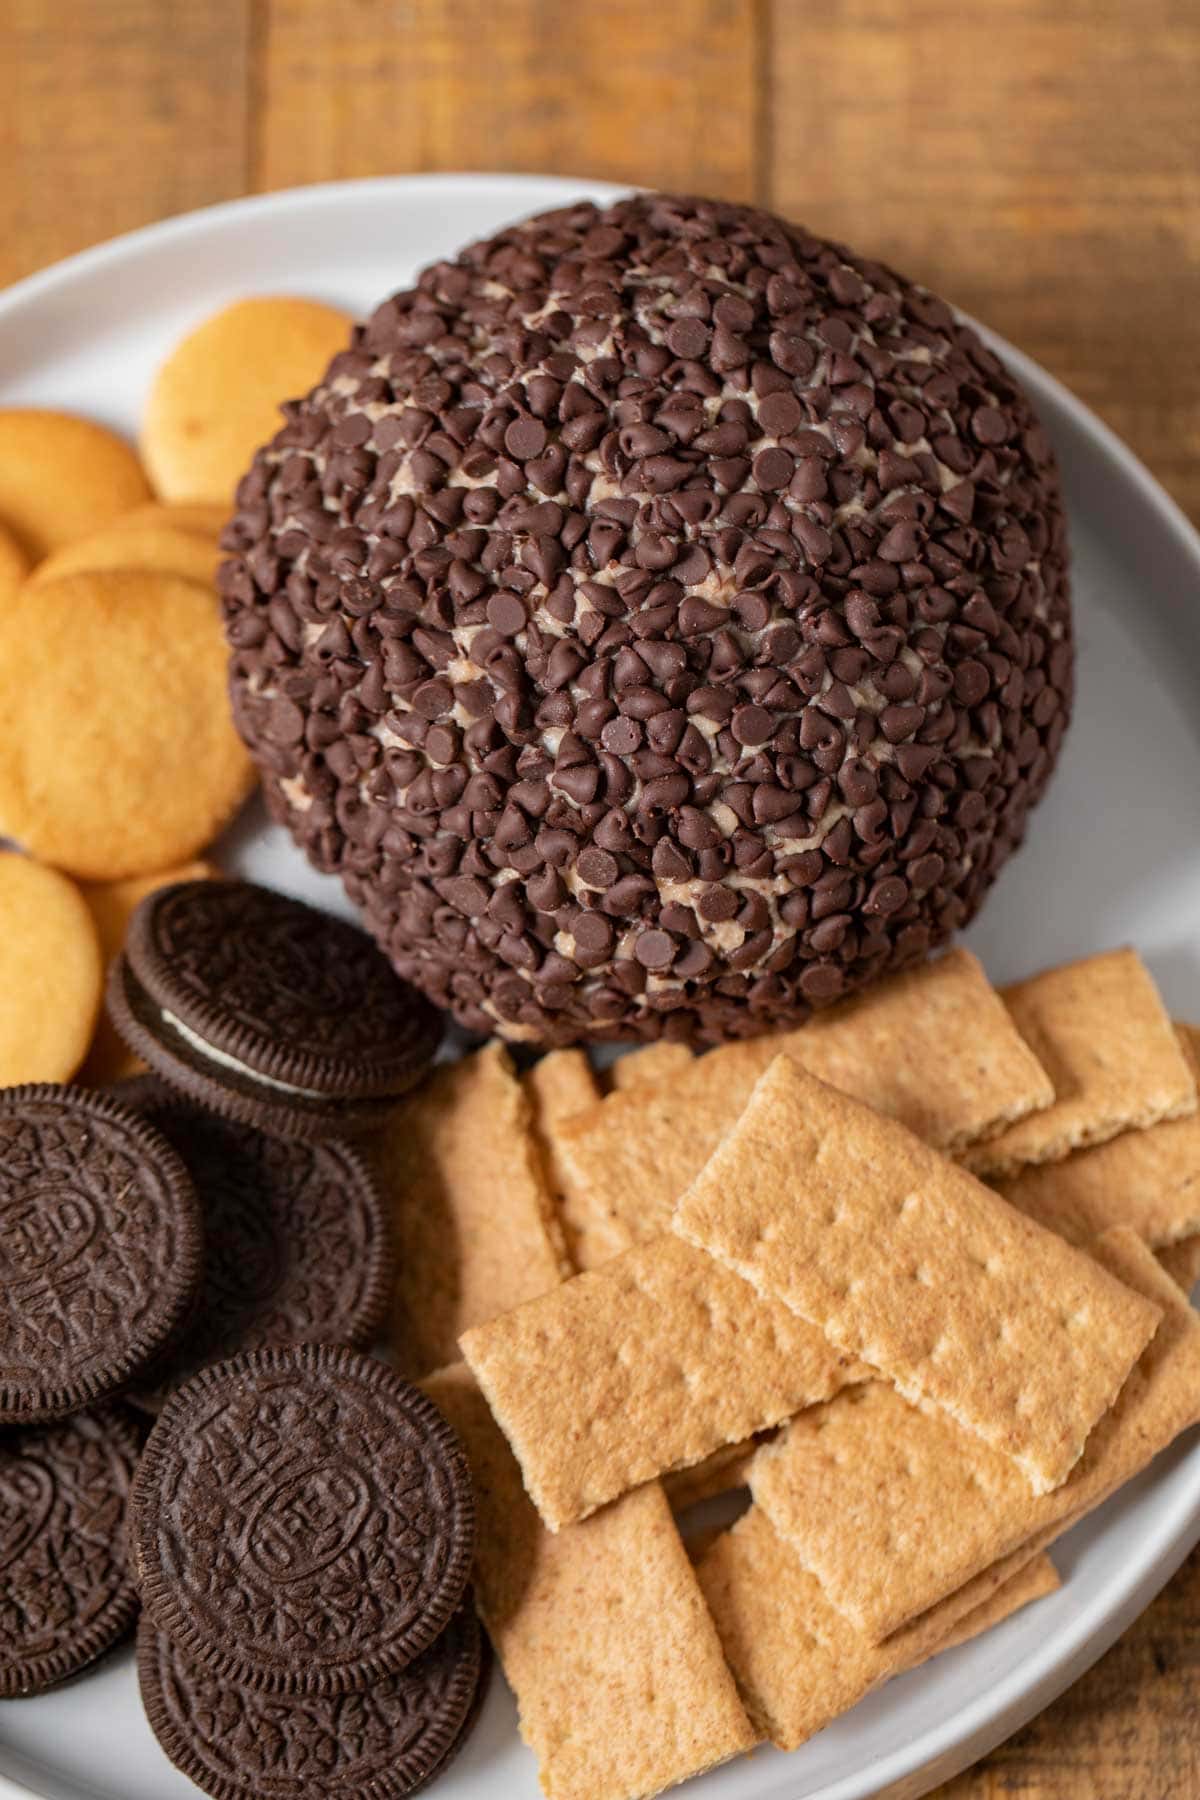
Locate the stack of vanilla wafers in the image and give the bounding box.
[372,945,1200,1800]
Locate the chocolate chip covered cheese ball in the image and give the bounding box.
[220,194,1072,1046]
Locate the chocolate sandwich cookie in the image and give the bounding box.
[0,1406,142,1696]
[107,879,442,1141]
[0,1085,203,1423]
[126,1098,393,1410]
[130,1343,475,1695]
[137,1600,486,1800]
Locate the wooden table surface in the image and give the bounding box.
[4,3,1198,1793]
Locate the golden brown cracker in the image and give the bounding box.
[379,1042,570,1377]
[609,1041,694,1090]
[0,410,150,559]
[0,518,31,604]
[0,570,255,880]
[555,949,1052,1262]
[78,860,219,1083]
[697,1506,1057,1751]
[996,1059,1200,1250]
[423,1360,758,1798]
[0,852,102,1084]
[966,949,1196,1178]
[460,1233,865,1529]
[142,297,353,504]
[31,521,219,590]
[526,1048,599,1133]
[748,1230,1200,1638]
[674,1057,1162,1494]
[933,1550,1060,1651]
[524,1048,601,1272]
[1159,1234,1200,1294]
[664,1439,762,1513]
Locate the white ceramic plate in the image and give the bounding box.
[2,173,1199,1800]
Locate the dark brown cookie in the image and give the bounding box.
[0,1406,142,1696]
[107,879,443,1141]
[0,1085,204,1423]
[137,1599,485,1799]
[125,1099,394,1411]
[129,1343,475,1695]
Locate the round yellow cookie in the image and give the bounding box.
[30,522,219,590]
[141,297,353,505]
[79,859,219,1083]
[0,851,103,1084]
[0,518,31,604]
[110,501,227,540]
[0,569,256,881]
[0,410,151,560]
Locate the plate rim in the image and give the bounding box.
[1,169,1198,1800]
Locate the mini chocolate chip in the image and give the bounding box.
[504,417,548,461]
[634,929,677,969]
[576,847,619,888]
[800,962,845,1002]
[753,448,794,491]
[731,704,775,747]
[666,317,710,359]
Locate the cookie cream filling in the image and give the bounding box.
[160,1010,328,1098]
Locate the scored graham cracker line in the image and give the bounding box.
[378,1042,570,1378]
[748,1229,1200,1640]
[422,1361,758,1799]
[696,1505,1059,1752]
[609,1041,694,1090]
[674,1058,1162,1495]
[524,1048,601,1274]
[964,949,1197,1179]
[553,948,1053,1268]
[459,1232,869,1531]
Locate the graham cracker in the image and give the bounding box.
[526,1047,599,1133]
[1160,1234,1200,1294]
[965,949,1197,1179]
[610,1041,695,1090]
[554,948,1053,1264]
[748,1229,1200,1638]
[696,1506,1057,1752]
[997,1105,1200,1253]
[378,1042,570,1377]
[422,1360,758,1798]
[460,1232,867,1530]
[934,1550,1061,1652]
[675,1057,1161,1493]
[664,1438,763,1513]
[524,1048,601,1273]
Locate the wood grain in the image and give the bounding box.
[253,0,760,202]
[764,0,1200,521]
[0,0,252,287]
[0,4,1198,1792]
[932,1539,1200,1800]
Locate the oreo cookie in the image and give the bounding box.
[129,1344,475,1695]
[0,1085,203,1423]
[125,1098,394,1411]
[137,1600,486,1799]
[0,1407,142,1695]
[107,879,443,1141]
